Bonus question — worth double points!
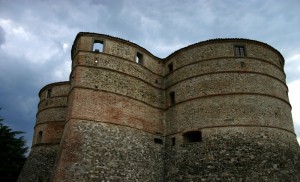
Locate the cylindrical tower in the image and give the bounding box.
[52,33,165,181]
[18,82,69,182]
[164,39,300,181]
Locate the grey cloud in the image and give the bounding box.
[0,26,5,46]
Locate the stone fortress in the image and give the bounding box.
[18,32,300,181]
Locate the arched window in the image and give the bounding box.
[183,131,202,143]
[37,131,43,144]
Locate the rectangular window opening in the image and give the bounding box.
[93,40,104,52]
[171,137,176,146]
[37,131,43,144]
[136,52,144,64]
[168,62,173,72]
[46,89,52,98]
[234,45,246,57]
[183,131,202,143]
[154,138,163,145]
[169,91,175,105]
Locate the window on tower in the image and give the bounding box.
[135,52,144,65]
[234,45,246,57]
[93,40,104,52]
[37,131,43,144]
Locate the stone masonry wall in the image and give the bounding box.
[165,127,300,181]
[52,120,165,181]
[18,145,59,182]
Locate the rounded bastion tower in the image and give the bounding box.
[18,82,69,181]
[18,32,300,182]
[163,39,300,181]
[52,33,165,181]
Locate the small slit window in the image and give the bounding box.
[93,40,104,52]
[171,137,176,146]
[37,131,43,144]
[183,131,202,143]
[168,62,173,72]
[169,91,175,105]
[154,138,163,145]
[136,52,144,64]
[234,45,246,57]
[46,89,52,98]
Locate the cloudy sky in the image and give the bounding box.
[0,0,299,149]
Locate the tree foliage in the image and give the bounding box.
[0,109,28,182]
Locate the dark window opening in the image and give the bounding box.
[154,138,163,144]
[183,131,202,143]
[37,131,43,144]
[93,40,104,52]
[169,91,175,105]
[234,45,246,57]
[46,89,52,98]
[168,62,173,72]
[135,52,144,64]
[171,137,176,146]
[37,176,43,182]
[240,61,245,67]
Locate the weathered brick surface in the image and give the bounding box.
[36,107,67,124]
[33,122,65,144]
[73,52,163,86]
[73,66,163,108]
[73,35,161,74]
[19,33,300,181]
[165,42,283,72]
[166,95,293,135]
[165,58,285,87]
[38,97,68,111]
[166,73,288,104]
[67,88,163,133]
[39,82,70,100]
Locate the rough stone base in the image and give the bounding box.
[52,120,164,182]
[165,127,300,181]
[17,144,59,182]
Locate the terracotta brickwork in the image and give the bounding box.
[18,32,300,181]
